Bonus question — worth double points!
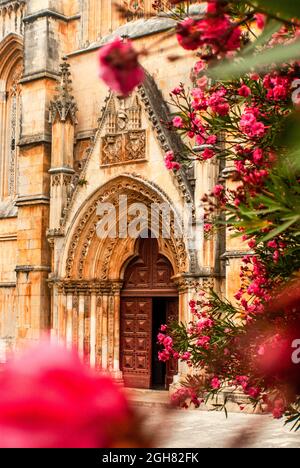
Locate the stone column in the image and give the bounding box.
[113,289,121,374]
[0,86,6,199]
[90,290,97,367]
[78,293,85,360]
[50,283,59,342]
[58,286,66,343]
[101,293,108,370]
[66,293,73,349]
[95,295,103,370]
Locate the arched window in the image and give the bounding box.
[0,34,23,200]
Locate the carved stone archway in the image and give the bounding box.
[50,175,190,380]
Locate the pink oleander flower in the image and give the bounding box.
[163,336,173,349]
[235,375,250,391]
[181,352,191,361]
[234,291,243,301]
[157,333,165,344]
[211,377,221,390]
[195,134,205,145]
[238,84,251,97]
[208,91,230,116]
[196,317,214,332]
[267,240,277,249]
[255,13,266,30]
[176,12,241,53]
[197,335,211,348]
[202,148,215,160]
[212,184,225,198]
[248,239,256,249]
[158,350,171,362]
[172,116,184,128]
[240,110,266,138]
[192,87,205,100]
[272,399,285,419]
[171,86,183,96]
[204,223,213,233]
[246,387,261,399]
[197,75,209,90]
[0,344,132,448]
[98,37,144,96]
[164,151,181,171]
[193,60,206,74]
[273,250,280,263]
[252,148,264,165]
[206,135,217,145]
[176,18,203,50]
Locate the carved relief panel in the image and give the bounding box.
[101,94,146,166]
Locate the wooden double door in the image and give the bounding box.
[120,237,178,389]
[120,297,178,389]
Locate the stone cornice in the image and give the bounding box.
[0,234,17,242]
[49,167,75,175]
[15,265,51,273]
[23,9,80,24]
[221,250,253,259]
[20,71,59,84]
[15,195,50,207]
[48,278,123,295]
[18,133,52,147]
[0,282,16,288]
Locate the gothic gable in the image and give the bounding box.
[69,72,195,216]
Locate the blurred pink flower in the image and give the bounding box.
[211,377,221,390]
[98,37,144,96]
[0,344,131,448]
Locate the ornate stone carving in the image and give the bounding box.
[125,131,146,160]
[7,65,22,197]
[102,134,123,165]
[123,0,144,21]
[51,279,124,295]
[101,94,146,166]
[0,2,26,41]
[65,176,188,280]
[61,76,196,227]
[49,57,78,125]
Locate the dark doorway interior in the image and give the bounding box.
[152,298,167,389]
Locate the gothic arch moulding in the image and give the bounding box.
[0,33,23,198]
[0,33,23,80]
[60,175,189,283]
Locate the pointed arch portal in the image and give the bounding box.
[52,175,190,389]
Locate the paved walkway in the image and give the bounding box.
[127,390,300,448]
[146,409,300,448]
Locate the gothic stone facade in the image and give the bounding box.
[0,0,246,387]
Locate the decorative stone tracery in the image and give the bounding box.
[0,33,23,199]
[101,94,146,166]
[0,1,26,41]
